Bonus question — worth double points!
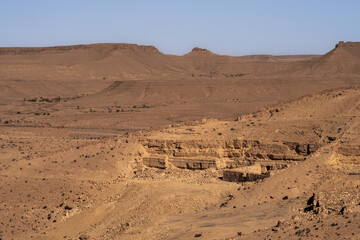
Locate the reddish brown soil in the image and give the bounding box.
[0,42,359,239]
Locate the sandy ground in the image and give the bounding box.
[0,42,360,239]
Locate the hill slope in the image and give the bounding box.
[1,41,360,82]
[1,87,359,239]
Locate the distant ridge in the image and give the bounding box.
[0,41,359,81]
[187,47,214,55]
[307,41,360,75]
[0,43,160,55]
[335,41,360,49]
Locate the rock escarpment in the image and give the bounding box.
[137,87,360,182]
[141,138,321,181]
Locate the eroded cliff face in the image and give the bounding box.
[140,138,324,183]
[141,138,321,171]
[136,87,360,182]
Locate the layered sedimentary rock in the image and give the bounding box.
[141,138,321,179]
[222,163,270,182]
[223,169,270,182]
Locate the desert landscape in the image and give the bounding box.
[0,41,360,240]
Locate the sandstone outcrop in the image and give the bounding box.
[222,163,270,182]
[140,138,320,181]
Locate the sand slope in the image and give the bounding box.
[0,42,360,239]
[0,87,359,239]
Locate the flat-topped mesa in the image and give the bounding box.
[0,43,161,55]
[335,41,360,49]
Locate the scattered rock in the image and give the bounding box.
[79,234,90,240]
[307,193,315,206]
[304,193,320,214]
[194,233,202,238]
[295,228,311,237]
[64,205,72,210]
[339,206,346,215]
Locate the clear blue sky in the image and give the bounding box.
[0,0,359,55]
